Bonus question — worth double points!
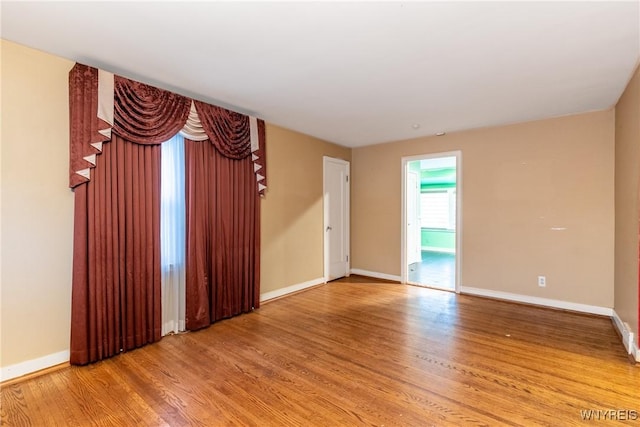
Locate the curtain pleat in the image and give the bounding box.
[185,140,211,329]
[70,136,162,365]
[185,140,260,331]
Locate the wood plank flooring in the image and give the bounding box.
[2,276,638,426]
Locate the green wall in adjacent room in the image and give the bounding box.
[421,229,456,252]
[421,167,456,190]
[408,160,457,252]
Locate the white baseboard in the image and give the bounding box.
[350,269,401,282]
[612,310,638,361]
[1,350,70,382]
[260,277,326,302]
[460,286,613,316]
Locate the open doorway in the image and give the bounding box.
[402,152,461,292]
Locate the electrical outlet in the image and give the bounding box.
[538,276,546,287]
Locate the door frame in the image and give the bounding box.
[406,170,421,265]
[323,156,350,282]
[400,151,462,292]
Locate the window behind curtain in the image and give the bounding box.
[160,133,186,335]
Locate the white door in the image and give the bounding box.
[324,157,350,281]
[407,171,421,265]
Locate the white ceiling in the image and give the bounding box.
[2,1,639,147]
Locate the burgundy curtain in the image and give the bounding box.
[113,76,190,144]
[70,63,265,365]
[194,101,252,159]
[70,137,162,364]
[70,68,189,365]
[68,66,110,189]
[185,139,260,330]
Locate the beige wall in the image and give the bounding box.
[1,40,75,367]
[0,38,627,371]
[352,111,615,307]
[614,64,640,344]
[261,124,351,294]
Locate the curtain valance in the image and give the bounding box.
[69,63,267,195]
[113,76,192,144]
[194,101,252,159]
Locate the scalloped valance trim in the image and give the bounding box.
[72,70,113,184]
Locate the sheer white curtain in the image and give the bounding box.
[161,133,186,335]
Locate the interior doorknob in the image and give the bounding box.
[326,226,332,231]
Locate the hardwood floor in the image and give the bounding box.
[2,276,638,426]
[408,251,455,290]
